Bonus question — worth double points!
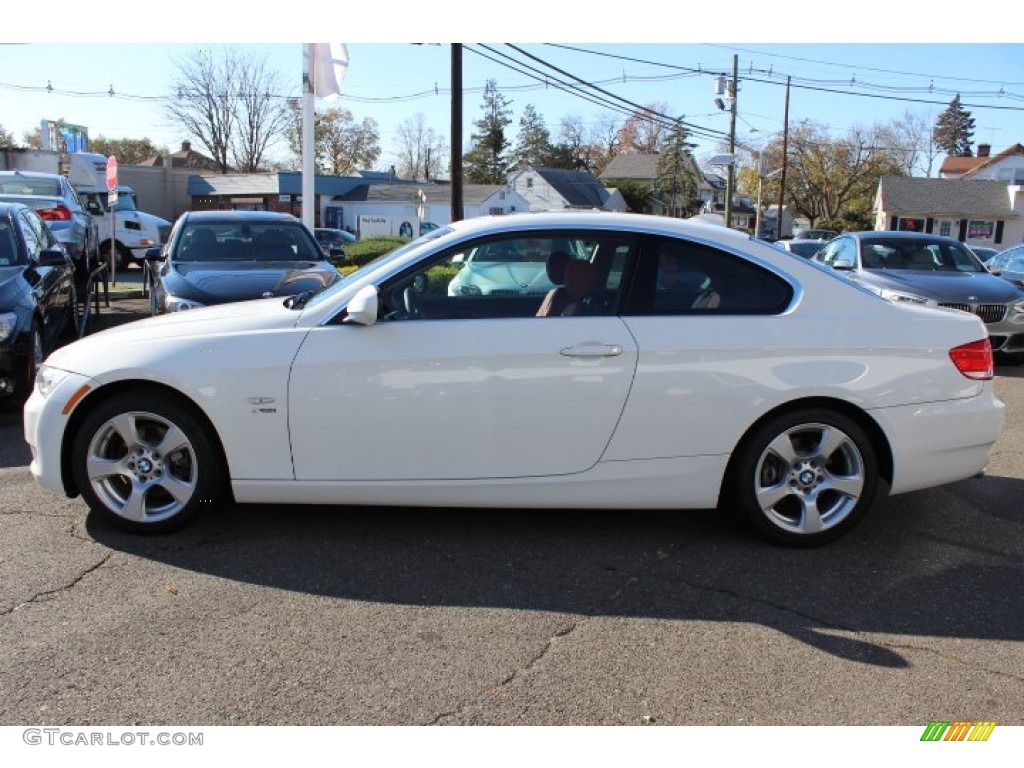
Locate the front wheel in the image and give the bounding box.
[726,409,879,546]
[71,391,225,533]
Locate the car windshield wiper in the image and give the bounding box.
[284,290,316,309]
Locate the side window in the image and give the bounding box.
[628,237,793,316]
[379,232,635,321]
[816,241,839,265]
[19,210,44,260]
[836,237,858,265]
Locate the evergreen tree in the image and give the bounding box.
[656,119,700,217]
[463,80,513,184]
[933,94,976,157]
[510,104,553,168]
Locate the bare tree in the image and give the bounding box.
[231,53,291,172]
[618,102,672,154]
[165,48,241,173]
[394,113,449,180]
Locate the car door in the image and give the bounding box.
[18,209,65,344]
[287,231,640,482]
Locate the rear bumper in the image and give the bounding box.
[873,391,1006,495]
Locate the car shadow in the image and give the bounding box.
[85,473,1024,669]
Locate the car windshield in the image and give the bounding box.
[0,177,62,196]
[175,222,323,262]
[860,239,985,273]
[787,242,822,257]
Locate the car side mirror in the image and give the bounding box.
[144,247,164,261]
[987,266,1001,274]
[343,285,379,326]
[37,248,69,267]
[832,258,854,271]
[85,200,103,215]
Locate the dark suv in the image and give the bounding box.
[0,171,99,283]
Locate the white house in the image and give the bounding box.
[939,143,1024,182]
[507,165,627,212]
[874,176,1024,248]
[330,183,531,234]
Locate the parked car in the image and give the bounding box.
[985,244,1024,290]
[813,231,1024,361]
[146,211,342,314]
[314,227,356,252]
[776,239,826,258]
[446,236,590,297]
[0,202,77,406]
[0,170,99,284]
[969,245,1000,263]
[26,213,1005,546]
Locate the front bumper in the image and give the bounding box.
[24,369,97,496]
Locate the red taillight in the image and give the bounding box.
[38,205,73,222]
[949,339,994,380]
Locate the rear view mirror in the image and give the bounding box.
[832,259,854,271]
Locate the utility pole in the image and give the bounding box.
[776,76,791,239]
[450,44,464,223]
[724,54,738,230]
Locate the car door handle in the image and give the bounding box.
[560,343,624,358]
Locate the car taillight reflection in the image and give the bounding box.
[38,205,73,221]
[949,339,994,380]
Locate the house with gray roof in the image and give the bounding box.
[508,165,626,213]
[874,176,1024,248]
[599,152,723,217]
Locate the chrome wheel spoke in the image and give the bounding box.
[86,454,128,482]
[160,475,195,505]
[121,481,150,522]
[796,495,825,534]
[755,481,792,511]
[155,424,190,456]
[765,433,799,464]
[823,471,864,500]
[108,413,141,448]
[815,426,848,462]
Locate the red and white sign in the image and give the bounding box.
[105,155,118,192]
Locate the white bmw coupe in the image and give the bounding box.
[24,213,1006,545]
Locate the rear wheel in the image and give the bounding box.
[727,409,878,546]
[71,391,225,533]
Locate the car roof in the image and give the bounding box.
[844,230,963,245]
[180,210,302,225]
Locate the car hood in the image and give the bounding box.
[43,296,303,377]
[856,269,1024,303]
[164,260,339,303]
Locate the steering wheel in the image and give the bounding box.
[403,273,428,319]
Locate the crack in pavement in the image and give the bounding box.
[0,553,113,617]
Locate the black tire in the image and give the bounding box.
[725,408,879,546]
[61,281,81,342]
[71,390,225,534]
[18,323,44,400]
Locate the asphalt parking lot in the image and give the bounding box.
[1,290,1022,727]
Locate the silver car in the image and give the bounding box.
[814,231,1024,360]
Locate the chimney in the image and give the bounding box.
[181,140,192,153]
[978,144,991,158]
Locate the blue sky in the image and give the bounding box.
[4,4,1021,173]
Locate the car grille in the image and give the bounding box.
[939,303,1008,324]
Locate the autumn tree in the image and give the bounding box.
[748,121,906,229]
[394,113,449,180]
[89,136,168,164]
[0,123,15,147]
[933,94,976,157]
[463,79,513,184]
[287,104,381,175]
[618,102,672,154]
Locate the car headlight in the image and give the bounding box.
[458,284,482,296]
[0,312,16,343]
[1012,300,1024,314]
[876,288,932,305]
[165,295,206,312]
[35,365,69,398]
